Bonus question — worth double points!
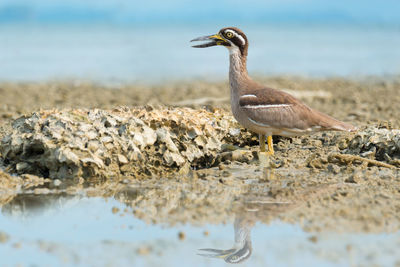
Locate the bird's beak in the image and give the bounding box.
[190,34,229,48]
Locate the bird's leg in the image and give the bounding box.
[259,134,266,152]
[266,135,274,156]
[259,135,274,155]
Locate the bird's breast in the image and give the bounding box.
[230,87,257,130]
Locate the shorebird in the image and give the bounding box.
[191,27,356,156]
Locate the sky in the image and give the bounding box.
[1,0,400,26]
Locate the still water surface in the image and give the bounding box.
[1,25,399,83]
[0,190,398,267]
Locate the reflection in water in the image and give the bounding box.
[198,217,254,263]
[198,198,293,264]
[0,178,340,265]
[196,175,339,264]
[2,193,79,218]
[0,174,399,267]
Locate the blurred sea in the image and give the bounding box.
[1,0,400,82]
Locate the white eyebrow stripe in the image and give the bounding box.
[236,35,246,46]
[225,29,246,46]
[240,94,257,99]
[242,104,291,109]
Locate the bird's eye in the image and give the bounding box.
[225,32,234,38]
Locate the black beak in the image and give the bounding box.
[190,34,229,48]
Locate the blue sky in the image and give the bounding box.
[1,0,399,26]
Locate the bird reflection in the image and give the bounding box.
[198,216,254,263]
[198,180,339,264]
[198,197,293,264]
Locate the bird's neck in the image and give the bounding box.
[234,217,253,248]
[229,48,250,93]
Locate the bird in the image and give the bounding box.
[191,27,356,156]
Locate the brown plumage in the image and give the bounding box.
[239,86,356,133]
[191,27,357,155]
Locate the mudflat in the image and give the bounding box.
[0,75,399,233]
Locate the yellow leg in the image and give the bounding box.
[259,134,266,152]
[267,135,274,156]
[259,134,275,178]
[259,135,274,155]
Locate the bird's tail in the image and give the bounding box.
[312,110,357,132]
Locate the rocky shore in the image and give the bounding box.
[0,76,399,232]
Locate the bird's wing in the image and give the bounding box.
[239,88,317,130]
[239,87,356,132]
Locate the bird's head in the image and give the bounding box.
[191,27,248,56]
[198,242,252,264]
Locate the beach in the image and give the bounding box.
[1,2,400,263]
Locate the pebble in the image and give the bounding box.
[136,246,151,255]
[117,154,129,165]
[308,235,318,243]
[345,172,362,184]
[0,231,9,243]
[327,164,340,174]
[178,231,185,241]
[111,207,120,214]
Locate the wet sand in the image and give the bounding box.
[0,76,400,233]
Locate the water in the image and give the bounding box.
[1,0,400,26]
[1,24,399,83]
[1,0,400,82]
[0,191,399,267]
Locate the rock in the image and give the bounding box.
[100,136,113,143]
[0,107,256,179]
[327,164,340,174]
[346,127,400,162]
[81,157,104,169]
[142,126,157,147]
[163,151,186,167]
[345,172,362,184]
[229,128,241,136]
[16,162,29,172]
[117,154,129,165]
[231,150,254,163]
